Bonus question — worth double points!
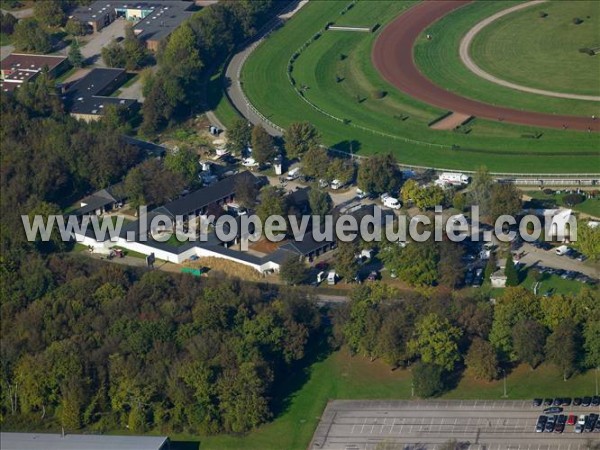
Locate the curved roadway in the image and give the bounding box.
[372,0,600,132]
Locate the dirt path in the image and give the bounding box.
[372,0,600,131]
[459,0,600,102]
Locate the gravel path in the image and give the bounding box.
[459,0,600,102]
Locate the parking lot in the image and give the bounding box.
[310,400,600,450]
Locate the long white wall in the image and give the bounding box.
[74,232,274,273]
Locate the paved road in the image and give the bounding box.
[459,0,600,102]
[59,19,128,66]
[372,1,600,132]
[0,7,33,19]
[0,44,15,61]
[224,0,309,137]
[310,400,600,450]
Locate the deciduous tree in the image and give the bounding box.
[408,313,462,371]
[465,338,498,381]
[251,125,275,165]
[284,121,321,159]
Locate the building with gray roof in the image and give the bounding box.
[0,432,169,450]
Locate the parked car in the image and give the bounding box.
[584,414,597,432]
[573,397,582,406]
[330,179,344,190]
[552,398,562,406]
[367,271,379,282]
[535,415,547,433]
[560,398,571,406]
[356,188,367,199]
[543,398,553,406]
[578,414,587,426]
[383,196,401,210]
[591,396,600,406]
[543,406,562,414]
[545,415,556,432]
[532,398,543,407]
[567,415,577,426]
[582,396,592,407]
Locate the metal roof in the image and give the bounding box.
[0,433,168,450]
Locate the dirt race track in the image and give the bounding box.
[372,0,600,132]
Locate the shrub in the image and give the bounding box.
[572,17,583,25]
[371,89,386,99]
[339,53,347,61]
[563,193,585,206]
[542,188,555,195]
[413,363,445,398]
[539,11,548,18]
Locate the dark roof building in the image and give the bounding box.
[72,183,127,217]
[1,53,68,93]
[70,1,195,50]
[1,53,68,78]
[66,68,137,121]
[161,171,256,219]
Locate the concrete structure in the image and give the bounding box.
[0,432,168,450]
[70,1,195,51]
[65,68,137,121]
[0,53,68,92]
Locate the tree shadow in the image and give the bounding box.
[331,140,361,156]
[207,74,232,112]
[268,329,333,418]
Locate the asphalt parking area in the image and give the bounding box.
[310,400,600,450]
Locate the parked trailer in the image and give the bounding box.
[438,172,469,185]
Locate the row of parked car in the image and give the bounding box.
[533,396,600,408]
[535,413,599,433]
[535,266,598,285]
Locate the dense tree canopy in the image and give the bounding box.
[284,121,321,159]
[0,258,321,433]
[356,154,400,195]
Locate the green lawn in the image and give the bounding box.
[414,1,600,116]
[172,348,599,450]
[207,65,242,129]
[525,190,600,218]
[471,1,600,97]
[241,0,600,173]
[520,271,585,296]
[0,32,12,46]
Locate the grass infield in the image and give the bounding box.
[415,0,600,117]
[239,0,600,173]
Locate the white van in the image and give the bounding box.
[383,196,401,210]
[286,167,301,181]
[555,245,570,256]
[327,270,337,285]
[316,271,326,284]
[330,179,343,190]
